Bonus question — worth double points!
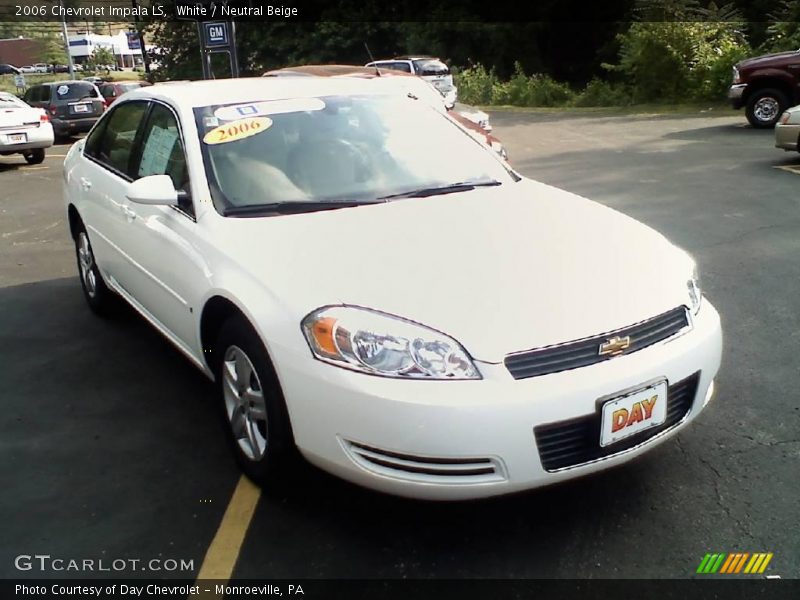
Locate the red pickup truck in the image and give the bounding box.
[729,50,800,128]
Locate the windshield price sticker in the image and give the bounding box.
[203,117,272,145]
[214,98,325,121]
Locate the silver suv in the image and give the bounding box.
[365,56,457,106]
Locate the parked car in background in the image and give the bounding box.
[774,105,800,151]
[264,65,506,159]
[729,50,800,128]
[0,64,20,75]
[366,56,458,106]
[23,81,104,139]
[63,77,721,500]
[0,92,53,164]
[19,65,37,74]
[98,80,152,107]
[83,76,107,85]
[33,64,49,73]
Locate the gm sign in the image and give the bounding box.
[203,22,229,48]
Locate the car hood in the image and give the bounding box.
[219,180,693,363]
[739,50,800,69]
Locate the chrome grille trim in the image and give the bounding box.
[505,307,690,380]
[342,439,506,483]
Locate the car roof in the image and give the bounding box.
[122,76,388,108]
[43,80,96,87]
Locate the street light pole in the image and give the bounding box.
[59,0,75,78]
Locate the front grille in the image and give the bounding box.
[534,372,700,472]
[343,440,505,483]
[505,307,690,380]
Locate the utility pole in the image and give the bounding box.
[59,0,75,79]
[131,0,150,73]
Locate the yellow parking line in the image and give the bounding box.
[773,164,800,175]
[47,154,67,157]
[192,475,261,597]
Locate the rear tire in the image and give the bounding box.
[74,221,115,316]
[746,88,788,128]
[24,149,45,165]
[214,315,294,487]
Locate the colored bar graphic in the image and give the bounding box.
[759,553,773,574]
[698,552,774,575]
[719,553,736,574]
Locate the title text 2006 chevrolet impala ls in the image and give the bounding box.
[63,78,722,500]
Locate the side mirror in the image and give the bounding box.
[125,174,178,206]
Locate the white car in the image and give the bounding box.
[19,65,37,74]
[0,92,54,164]
[63,78,722,500]
[366,56,458,106]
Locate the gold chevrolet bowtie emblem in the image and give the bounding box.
[599,335,631,356]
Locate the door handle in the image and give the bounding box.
[79,177,92,191]
[121,205,137,221]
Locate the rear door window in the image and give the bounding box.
[85,100,149,177]
[55,82,99,101]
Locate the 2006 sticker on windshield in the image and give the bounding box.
[203,116,272,145]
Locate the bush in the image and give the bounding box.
[454,63,499,105]
[490,62,574,106]
[605,21,750,103]
[572,78,631,107]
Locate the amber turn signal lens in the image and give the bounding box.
[310,317,339,357]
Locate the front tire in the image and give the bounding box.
[214,316,294,486]
[24,148,45,164]
[746,88,788,128]
[74,222,115,316]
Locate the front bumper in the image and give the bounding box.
[728,84,747,109]
[775,122,800,150]
[276,301,723,500]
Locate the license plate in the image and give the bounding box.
[599,380,667,447]
[7,133,26,143]
[73,103,89,113]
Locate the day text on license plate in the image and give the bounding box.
[73,103,89,113]
[599,380,667,447]
[8,133,26,143]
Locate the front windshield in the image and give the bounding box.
[195,94,512,214]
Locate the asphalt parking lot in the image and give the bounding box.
[1,110,798,581]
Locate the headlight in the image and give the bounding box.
[687,263,702,315]
[732,66,740,84]
[302,306,481,380]
[779,111,792,125]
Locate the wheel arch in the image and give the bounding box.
[67,204,82,240]
[745,77,795,105]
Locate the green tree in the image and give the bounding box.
[40,34,68,67]
[88,47,115,70]
[605,0,749,102]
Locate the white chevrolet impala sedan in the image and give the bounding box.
[63,78,722,500]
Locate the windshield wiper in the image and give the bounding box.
[223,200,383,217]
[377,179,501,201]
